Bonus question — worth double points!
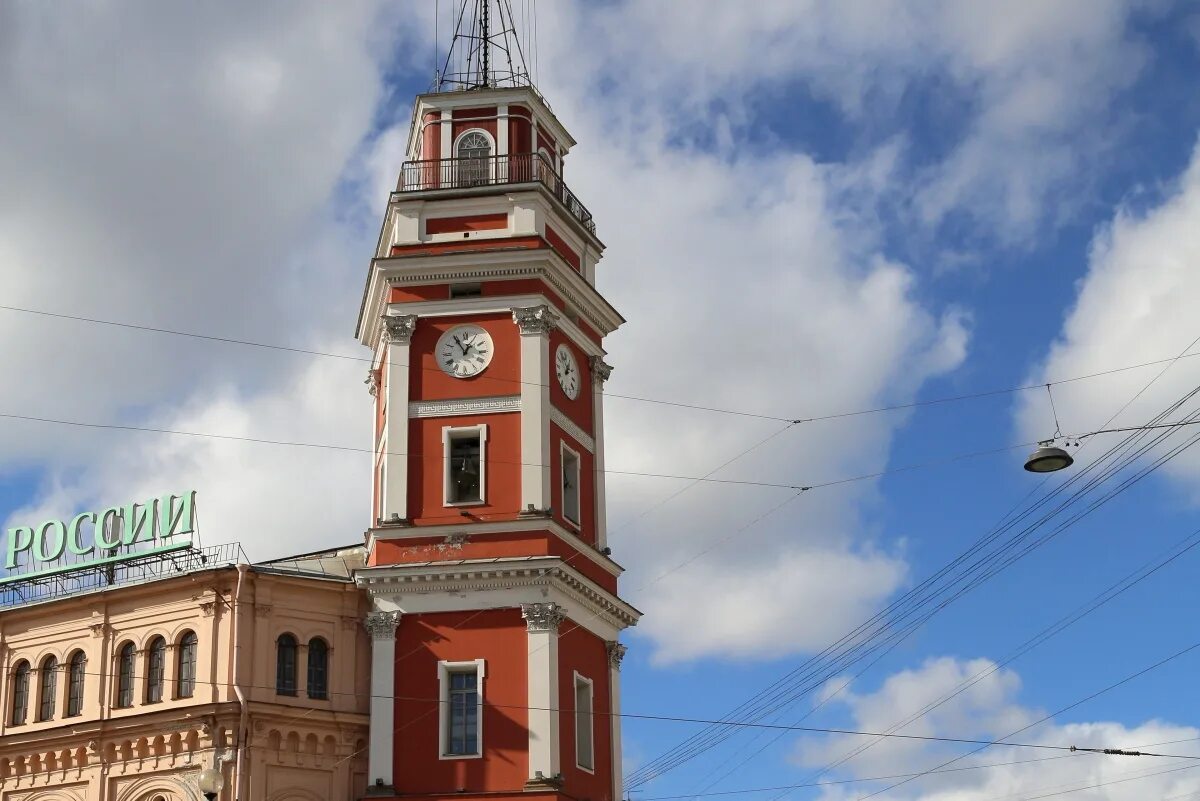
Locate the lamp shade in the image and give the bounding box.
[1023,445,1074,473]
[198,767,225,794]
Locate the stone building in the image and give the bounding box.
[0,546,370,800]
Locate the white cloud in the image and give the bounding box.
[4,0,1166,667]
[794,657,1200,801]
[1014,138,1200,491]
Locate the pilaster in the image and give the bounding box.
[365,610,401,793]
[513,306,558,512]
[590,356,613,549]
[381,314,417,524]
[607,640,627,798]
[522,601,565,786]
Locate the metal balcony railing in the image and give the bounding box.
[398,151,596,235]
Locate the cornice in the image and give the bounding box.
[359,248,623,347]
[354,556,641,631]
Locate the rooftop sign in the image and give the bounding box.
[2,491,197,585]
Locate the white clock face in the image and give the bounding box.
[436,325,494,379]
[555,344,580,400]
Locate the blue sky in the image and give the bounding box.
[4,2,1200,800]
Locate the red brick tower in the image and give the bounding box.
[353,5,638,799]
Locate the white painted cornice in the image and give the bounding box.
[354,556,640,639]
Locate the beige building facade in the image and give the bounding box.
[0,547,371,800]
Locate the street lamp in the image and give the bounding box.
[1023,441,1075,473]
[197,767,225,801]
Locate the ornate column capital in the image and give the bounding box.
[607,641,627,669]
[521,602,566,633]
[364,611,400,640]
[381,314,418,346]
[365,370,379,397]
[512,305,560,335]
[589,356,613,386]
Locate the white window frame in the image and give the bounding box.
[560,441,582,528]
[438,658,486,760]
[573,671,595,773]
[443,424,488,507]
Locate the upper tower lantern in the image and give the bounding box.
[353,4,637,800]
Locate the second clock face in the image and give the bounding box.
[436,325,494,378]
[556,344,580,400]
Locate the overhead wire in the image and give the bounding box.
[3,303,1200,426]
[624,371,1200,789]
[625,332,1200,786]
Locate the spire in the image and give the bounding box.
[435,0,536,93]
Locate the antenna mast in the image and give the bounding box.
[435,0,535,93]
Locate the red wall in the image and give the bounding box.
[544,224,580,271]
[557,624,614,801]
[394,609,529,793]
[452,106,498,144]
[410,313,521,401]
[408,412,522,523]
[371,530,618,593]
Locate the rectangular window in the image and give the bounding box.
[450,282,483,299]
[562,444,581,526]
[444,426,487,506]
[377,459,387,522]
[575,672,594,771]
[439,659,484,758]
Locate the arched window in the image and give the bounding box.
[38,656,58,721]
[145,636,166,703]
[66,651,86,717]
[177,631,198,698]
[10,661,30,725]
[456,130,492,186]
[307,638,329,700]
[276,634,297,696]
[115,642,135,708]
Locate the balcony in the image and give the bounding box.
[397,151,596,236]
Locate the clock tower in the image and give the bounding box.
[352,4,639,800]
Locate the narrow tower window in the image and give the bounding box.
[116,642,135,708]
[276,633,298,696]
[307,638,329,700]
[444,426,487,505]
[145,636,166,703]
[177,631,198,698]
[439,660,484,758]
[575,672,595,771]
[562,445,581,526]
[66,651,86,717]
[38,656,58,721]
[10,661,30,725]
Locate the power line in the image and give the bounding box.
[3,303,1199,426]
[625,380,1200,789]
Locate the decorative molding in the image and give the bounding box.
[381,313,418,345]
[589,355,613,385]
[364,611,401,640]
[357,557,640,632]
[607,641,627,669]
[512,304,560,335]
[89,622,109,638]
[365,370,380,397]
[550,406,595,453]
[199,601,216,618]
[254,604,273,618]
[409,395,521,418]
[522,602,566,633]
